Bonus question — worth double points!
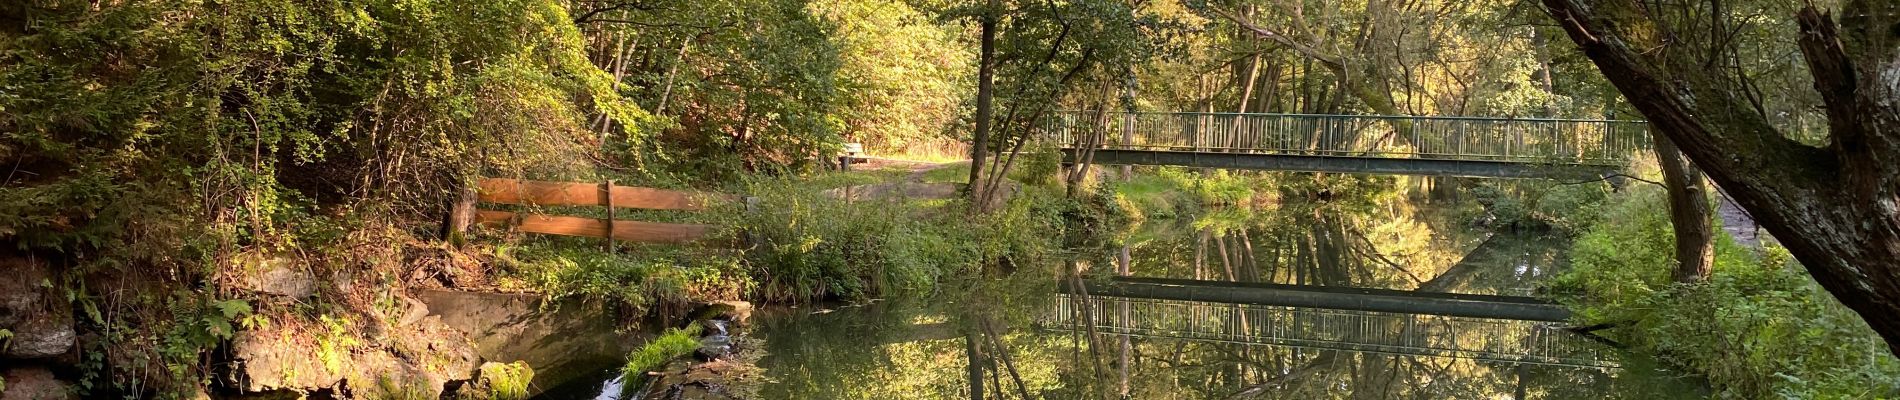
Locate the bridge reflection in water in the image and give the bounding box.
[1040,294,1616,369]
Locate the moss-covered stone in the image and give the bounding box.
[451,361,535,400]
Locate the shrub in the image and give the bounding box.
[1010,149,1064,186]
[493,242,751,314]
[1552,185,1900,399]
[719,173,1073,302]
[1105,167,1205,220]
[1191,170,1256,207]
[467,361,535,400]
[1469,181,1610,233]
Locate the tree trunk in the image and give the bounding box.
[1653,132,1714,283]
[1114,243,1131,397]
[965,333,987,400]
[655,39,690,115]
[1195,230,1209,280]
[967,0,998,210]
[440,182,478,244]
[1532,28,1559,117]
[1120,82,1135,180]
[1544,0,1900,355]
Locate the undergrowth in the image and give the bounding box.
[472,361,534,400]
[488,241,752,315]
[1550,185,1900,399]
[1469,180,1610,233]
[718,174,1089,303]
[489,158,1113,310]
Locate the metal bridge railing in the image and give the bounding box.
[1042,111,1649,165]
[1040,294,1617,368]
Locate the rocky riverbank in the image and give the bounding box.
[2,255,78,399]
[630,302,764,400]
[0,247,652,399]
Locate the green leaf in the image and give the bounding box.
[214,299,253,319]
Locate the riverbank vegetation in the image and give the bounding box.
[10,0,1900,396]
[0,0,1017,395]
[1550,182,1900,398]
[622,325,704,377]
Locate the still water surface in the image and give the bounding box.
[514,179,1703,399]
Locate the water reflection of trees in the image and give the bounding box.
[1120,174,1566,296]
[1038,173,1689,399]
[750,297,1695,399]
[1044,295,1656,399]
[748,174,1697,399]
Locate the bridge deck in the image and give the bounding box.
[1063,148,1617,178]
[1045,111,1647,177]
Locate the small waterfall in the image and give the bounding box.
[591,374,626,400]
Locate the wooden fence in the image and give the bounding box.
[462,178,731,245]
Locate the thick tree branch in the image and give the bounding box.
[1540,0,1831,184]
[1544,0,1900,356]
[571,0,659,24]
[1211,8,1345,74]
[1796,8,1859,154]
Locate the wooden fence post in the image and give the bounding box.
[603,179,616,252]
[441,181,479,245]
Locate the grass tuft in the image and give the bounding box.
[623,325,705,376]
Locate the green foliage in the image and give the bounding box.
[1107,167,1271,221]
[920,164,975,184]
[464,361,535,400]
[1,0,650,255]
[1010,149,1064,186]
[933,0,1191,164]
[1552,186,1900,399]
[1,2,657,391]
[1189,170,1257,207]
[1471,181,1610,233]
[724,175,1074,302]
[582,0,851,178]
[316,314,360,376]
[165,297,253,357]
[623,325,705,375]
[1108,169,1193,220]
[812,0,971,153]
[130,294,256,392]
[493,242,752,313]
[730,180,964,301]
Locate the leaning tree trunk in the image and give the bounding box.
[1652,133,1714,283]
[1545,0,1900,355]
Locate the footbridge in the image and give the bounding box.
[1044,111,1649,178]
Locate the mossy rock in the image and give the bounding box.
[452,361,534,400]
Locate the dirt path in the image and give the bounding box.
[824,158,969,201]
[1714,187,1765,249]
[852,157,966,182]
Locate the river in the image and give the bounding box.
[444,176,1705,399]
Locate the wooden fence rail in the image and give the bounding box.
[477,178,734,211]
[452,178,727,246]
[473,211,713,244]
